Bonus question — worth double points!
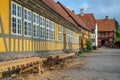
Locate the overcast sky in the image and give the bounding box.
[54,0,120,23]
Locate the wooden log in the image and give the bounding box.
[0,57,43,78]
[45,53,75,69]
[38,62,42,75]
[19,64,39,74]
[58,53,75,59]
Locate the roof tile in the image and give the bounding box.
[60,5,90,30]
[42,0,90,31]
[96,19,116,31]
[42,0,77,26]
[77,14,96,30]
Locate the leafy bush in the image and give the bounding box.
[86,39,93,52]
[76,50,83,57]
[115,29,120,42]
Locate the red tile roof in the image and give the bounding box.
[77,14,96,30]
[42,0,90,31]
[96,19,116,31]
[42,0,77,27]
[58,3,90,31]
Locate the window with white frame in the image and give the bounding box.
[33,13,39,38]
[75,34,79,44]
[24,8,32,37]
[68,30,72,43]
[58,25,63,41]
[40,16,45,39]
[11,2,22,35]
[46,19,51,40]
[50,21,54,40]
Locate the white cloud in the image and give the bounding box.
[85,0,120,21]
[80,3,89,11]
[66,6,71,10]
[55,0,120,22]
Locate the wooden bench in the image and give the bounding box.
[0,57,44,79]
[45,53,75,69]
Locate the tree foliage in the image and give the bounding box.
[115,29,120,42]
[115,20,120,29]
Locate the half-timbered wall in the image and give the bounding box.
[0,0,84,54]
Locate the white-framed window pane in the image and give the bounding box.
[24,21,27,35]
[24,8,32,37]
[11,2,22,35]
[12,3,16,15]
[46,19,50,40]
[50,21,54,40]
[40,27,42,38]
[40,16,45,39]
[28,11,31,21]
[37,26,39,38]
[58,25,63,41]
[28,23,31,36]
[40,17,42,25]
[17,19,22,34]
[43,27,45,39]
[46,29,49,39]
[33,25,36,37]
[12,17,16,33]
[37,16,39,24]
[68,30,72,43]
[33,14,36,23]
[33,13,39,38]
[17,6,22,17]
[24,10,27,19]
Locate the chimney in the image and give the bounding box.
[105,16,109,19]
[72,10,74,13]
[80,8,84,16]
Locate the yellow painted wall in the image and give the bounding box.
[0,38,6,52]
[11,38,14,52]
[0,0,91,53]
[72,44,79,50]
[55,23,58,41]
[15,39,18,52]
[83,38,87,48]
[0,0,9,52]
[0,0,9,34]
[65,29,79,50]
[19,39,22,52]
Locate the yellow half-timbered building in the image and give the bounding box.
[0,0,92,59]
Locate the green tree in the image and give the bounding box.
[115,29,120,42]
[86,39,93,52]
[115,20,120,29]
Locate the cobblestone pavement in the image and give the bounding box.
[38,48,120,80]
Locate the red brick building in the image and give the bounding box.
[96,16,116,47]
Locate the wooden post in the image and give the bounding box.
[0,72,2,79]
[38,62,42,75]
[71,56,74,62]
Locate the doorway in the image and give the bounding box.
[63,34,66,50]
[101,40,105,46]
[81,39,83,48]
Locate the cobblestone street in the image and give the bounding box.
[39,48,120,80]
